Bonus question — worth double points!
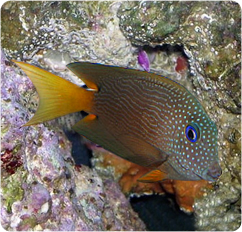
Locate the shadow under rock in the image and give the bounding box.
[130,194,195,231]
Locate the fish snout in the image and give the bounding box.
[203,161,222,181]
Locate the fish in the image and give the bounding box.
[13,60,222,182]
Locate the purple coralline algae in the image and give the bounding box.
[137,49,150,71]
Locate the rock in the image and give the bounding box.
[1,1,133,66]
[118,1,241,114]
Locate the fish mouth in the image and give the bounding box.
[180,163,222,182]
[201,162,222,181]
[179,165,222,182]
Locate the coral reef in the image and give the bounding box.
[1,1,241,231]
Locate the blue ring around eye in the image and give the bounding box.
[185,123,200,142]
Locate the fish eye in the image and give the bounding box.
[185,123,200,142]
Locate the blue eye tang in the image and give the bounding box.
[185,123,200,142]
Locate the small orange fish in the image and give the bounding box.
[13,61,222,182]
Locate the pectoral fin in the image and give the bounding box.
[137,169,167,183]
[117,134,168,168]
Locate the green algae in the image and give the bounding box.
[1,2,25,52]
[118,1,191,43]
[119,2,191,41]
[19,216,37,230]
[2,168,26,213]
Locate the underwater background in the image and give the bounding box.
[1,1,241,231]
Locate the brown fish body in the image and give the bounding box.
[93,76,176,158]
[13,61,222,182]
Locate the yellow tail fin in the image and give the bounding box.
[13,61,95,126]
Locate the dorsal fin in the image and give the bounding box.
[66,62,153,89]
